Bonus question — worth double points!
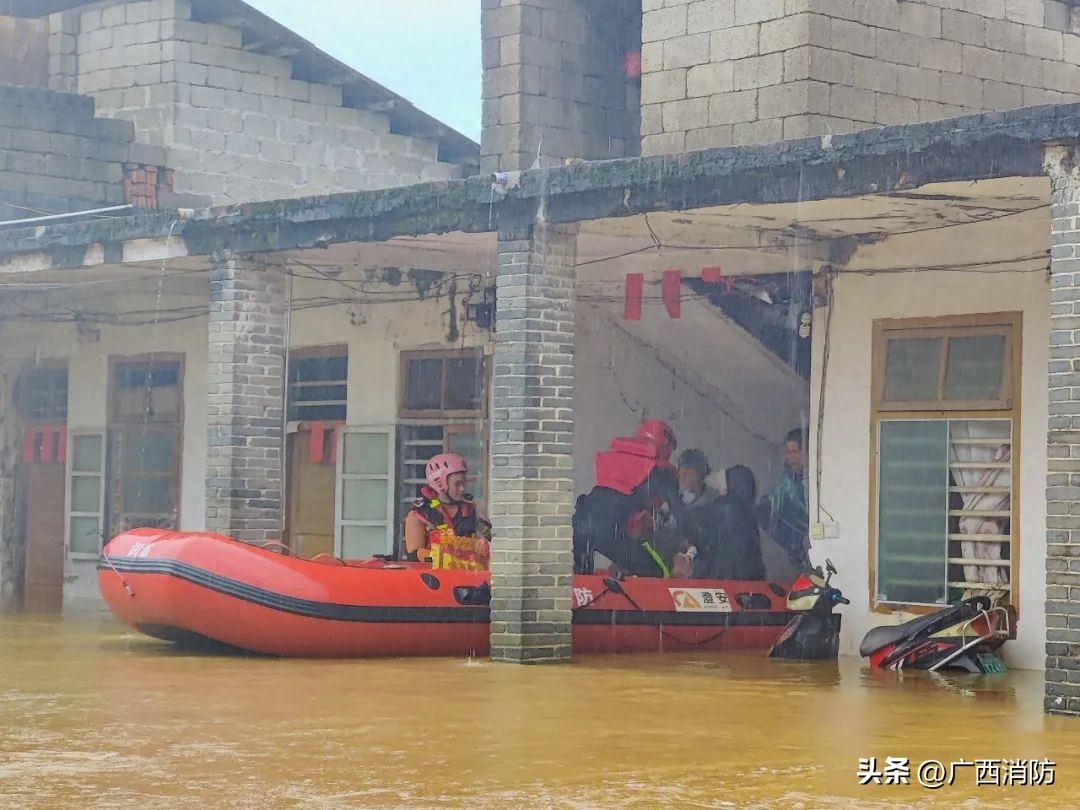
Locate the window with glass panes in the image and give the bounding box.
[287,345,347,422]
[66,432,107,557]
[107,356,183,533]
[395,350,488,545]
[870,314,1019,611]
[335,428,395,559]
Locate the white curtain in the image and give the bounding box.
[947,420,1011,605]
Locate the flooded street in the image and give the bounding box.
[0,616,1077,810]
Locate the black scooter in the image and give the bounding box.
[859,596,1012,674]
[768,558,849,660]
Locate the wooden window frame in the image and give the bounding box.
[107,354,185,534]
[18,360,69,424]
[111,425,184,531]
[868,312,1022,617]
[873,317,1015,412]
[107,353,185,426]
[287,343,348,423]
[398,348,489,420]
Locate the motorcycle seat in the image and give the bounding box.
[859,599,985,657]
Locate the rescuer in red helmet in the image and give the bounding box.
[572,419,694,577]
[403,453,491,566]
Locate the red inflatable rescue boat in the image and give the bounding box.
[98,529,796,658]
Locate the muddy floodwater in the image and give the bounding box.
[1,616,1078,809]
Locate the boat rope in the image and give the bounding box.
[599,576,728,649]
[571,586,613,611]
[257,542,348,565]
[101,553,135,597]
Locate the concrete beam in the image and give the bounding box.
[0,229,189,273]
[1,103,1079,265]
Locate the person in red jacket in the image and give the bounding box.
[572,420,691,577]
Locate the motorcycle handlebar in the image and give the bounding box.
[837,596,850,605]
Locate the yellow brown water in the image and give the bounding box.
[1,615,1078,809]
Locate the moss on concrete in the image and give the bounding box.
[0,102,1077,264]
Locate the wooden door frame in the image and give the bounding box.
[17,360,69,610]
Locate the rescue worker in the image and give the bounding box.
[572,420,693,577]
[403,453,492,567]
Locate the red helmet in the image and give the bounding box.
[637,419,677,461]
[425,453,468,495]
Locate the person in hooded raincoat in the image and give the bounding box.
[670,451,765,581]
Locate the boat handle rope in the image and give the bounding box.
[101,553,135,598]
[256,542,348,566]
[600,576,728,649]
[257,541,294,555]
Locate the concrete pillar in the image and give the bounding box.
[480,0,641,173]
[1044,144,1080,716]
[0,362,21,612]
[489,222,578,663]
[205,251,287,543]
[47,12,79,95]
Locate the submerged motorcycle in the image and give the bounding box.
[769,558,849,660]
[859,595,1012,674]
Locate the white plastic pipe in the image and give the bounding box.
[0,204,134,228]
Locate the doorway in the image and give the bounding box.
[285,424,337,558]
[284,345,348,557]
[19,365,68,613]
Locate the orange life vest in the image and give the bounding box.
[408,486,490,571]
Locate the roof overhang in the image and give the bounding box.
[1,102,1078,270]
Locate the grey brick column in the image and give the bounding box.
[489,222,578,663]
[1045,145,1080,716]
[0,362,20,611]
[206,251,288,544]
[481,0,640,173]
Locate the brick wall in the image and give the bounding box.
[48,11,78,93]
[206,250,287,544]
[122,163,174,209]
[0,15,48,88]
[641,0,1080,153]
[481,0,641,172]
[0,84,166,221]
[489,223,578,662]
[52,0,464,205]
[0,363,20,611]
[1045,143,1080,717]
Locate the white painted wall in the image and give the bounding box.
[575,298,808,497]
[2,274,493,609]
[7,265,807,608]
[809,268,1050,671]
[286,281,492,426]
[3,283,209,608]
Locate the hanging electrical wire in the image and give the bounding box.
[0,196,1049,331]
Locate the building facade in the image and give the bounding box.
[2,0,1080,715]
[0,0,476,611]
